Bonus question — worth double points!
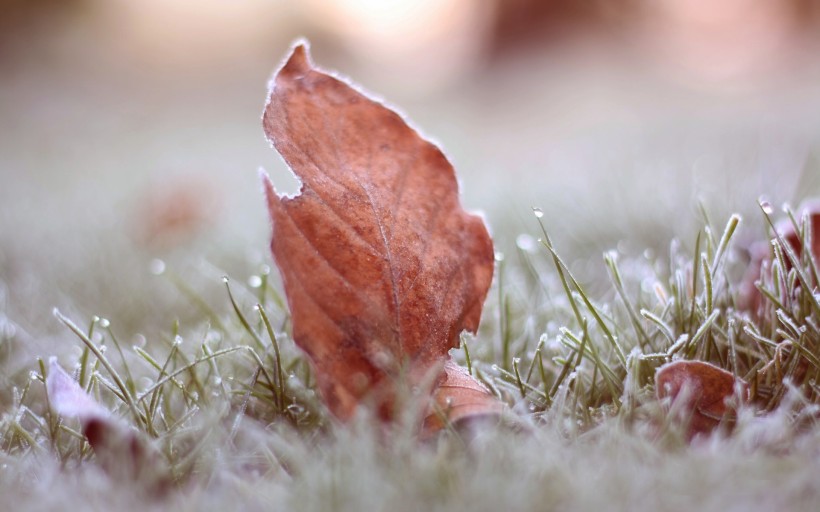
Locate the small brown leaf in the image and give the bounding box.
[779,200,820,265]
[738,200,820,315]
[46,358,169,493]
[261,43,497,426]
[47,357,111,423]
[422,360,505,437]
[656,360,748,438]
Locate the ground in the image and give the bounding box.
[3,17,820,511]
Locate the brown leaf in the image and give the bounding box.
[656,360,748,438]
[738,200,820,315]
[47,357,112,423]
[422,360,505,437]
[261,43,496,425]
[46,358,169,493]
[780,200,820,265]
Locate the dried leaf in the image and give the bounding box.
[779,201,820,265]
[422,360,505,436]
[656,360,748,438]
[47,357,111,422]
[46,358,169,493]
[261,43,496,426]
[738,200,820,314]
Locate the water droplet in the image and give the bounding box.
[173,335,183,346]
[760,200,774,215]
[248,275,263,288]
[512,357,521,366]
[253,304,261,311]
[133,334,147,349]
[491,364,499,372]
[221,276,229,284]
[92,315,100,323]
[260,264,271,275]
[532,207,544,218]
[98,345,107,354]
[99,318,110,328]
[29,371,39,381]
[287,403,305,416]
[494,251,505,262]
[149,258,166,275]
[515,233,537,253]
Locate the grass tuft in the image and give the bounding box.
[2,203,820,509]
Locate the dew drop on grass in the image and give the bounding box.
[494,251,505,262]
[287,403,305,416]
[221,276,229,284]
[760,200,774,215]
[29,371,39,381]
[99,318,110,328]
[532,207,544,218]
[248,275,263,288]
[260,264,271,275]
[149,258,166,275]
[173,335,183,346]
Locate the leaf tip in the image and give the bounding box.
[279,39,313,80]
[259,168,279,214]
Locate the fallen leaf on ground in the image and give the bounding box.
[738,199,820,315]
[132,176,218,249]
[46,358,169,493]
[261,42,498,431]
[656,360,748,439]
[422,360,506,437]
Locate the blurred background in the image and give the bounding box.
[3,0,820,364]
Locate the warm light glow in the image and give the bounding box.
[643,0,799,84]
[306,0,494,92]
